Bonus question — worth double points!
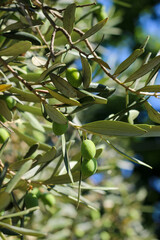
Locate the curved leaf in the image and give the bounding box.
[81,55,92,88]
[63,3,76,34]
[0,41,32,56]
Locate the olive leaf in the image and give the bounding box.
[81,55,92,88]
[144,101,160,124]
[63,3,76,34]
[79,18,108,41]
[0,41,32,56]
[43,103,67,124]
[125,55,160,83]
[0,84,12,92]
[137,85,160,93]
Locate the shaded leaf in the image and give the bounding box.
[38,63,65,82]
[62,134,73,183]
[50,73,77,98]
[80,56,92,88]
[125,55,160,83]
[0,84,12,92]
[144,101,160,124]
[48,88,81,106]
[105,139,152,169]
[5,160,33,193]
[16,103,42,116]
[80,120,146,137]
[0,100,12,121]
[145,63,160,86]
[0,41,32,56]
[34,147,56,165]
[0,222,46,237]
[24,144,39,159]
[79,18,108,41]
[0,192,11,211]
[90,57,111,69]
[63,3,76,34]
[2,31,41,45]
[114,48,144,76]
[9,87,40,102]
[44,103,67,124]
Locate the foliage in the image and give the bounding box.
[0,0,159,239]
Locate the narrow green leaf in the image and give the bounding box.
[62,134,74,183]
[0,206,39,220]
[80,120,147,137]
[63,3,76,34]
[50,73,77,98]
[9,87,40,102]
[90,57,111,69]
[2,32,41,45]
[137,85,160,93]
[135,124,160,137]
[125,55,160,83]
[113,0,131,7]
[0,100,12,121]
[0,192,11,211]
[72,185,118,191]
[44,103,67,124]
[16,103,42,116]
[86,83,115,96]
[0,41,32,56]
[48,88,81,106]
[79,18,108,41]
[12,127,51,151]
[114,48,144,76]
[0,222,46,237]
[105,139,152,169]
[81,56,92,88]
[34,147,56,165]
[5,160,33,193]
[22,112,44,132]
[144,101,160,124]
[38,63,65,83]
[145,63,160,86]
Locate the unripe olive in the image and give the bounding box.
[81,158,97,178]
[40,193,56,207]
[66,68,82,88]
[0,128,10,144]
[81,139,96,160]
[5,96,15,110]
[24,193,39,209]
[52,121,68,135]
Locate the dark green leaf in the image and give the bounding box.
[24,144,39,159]
[125,55,160,83]
[137,85,160,93]
[114,48,144,76]
[2,32,41,45]
[50,73,77,98]
[63,3,76,34]
[0,100,12,121]
[44,103,67,124]
[90,57,111,69]
[0,192,11,211]
[144,101,160,124]
[81,56,92,88]
[79,18,108,41]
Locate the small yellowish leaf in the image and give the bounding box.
[0,84,12,92]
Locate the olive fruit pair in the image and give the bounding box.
[66,68,82,88]
[81,139,97,178]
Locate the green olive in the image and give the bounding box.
[40,193,56,207]
[81,139,96,160]
[81,158,97,178]
[24,193,39,209]
[5,96,16,110]
[0,128,10,144]
[66,68,82,88]
[52,121,68,135]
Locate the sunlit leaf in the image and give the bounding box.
[0,222,46,237]
[80,120,146,137]
[137,85,160,93]
[0,84,12,92]
[5,160,33,193]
